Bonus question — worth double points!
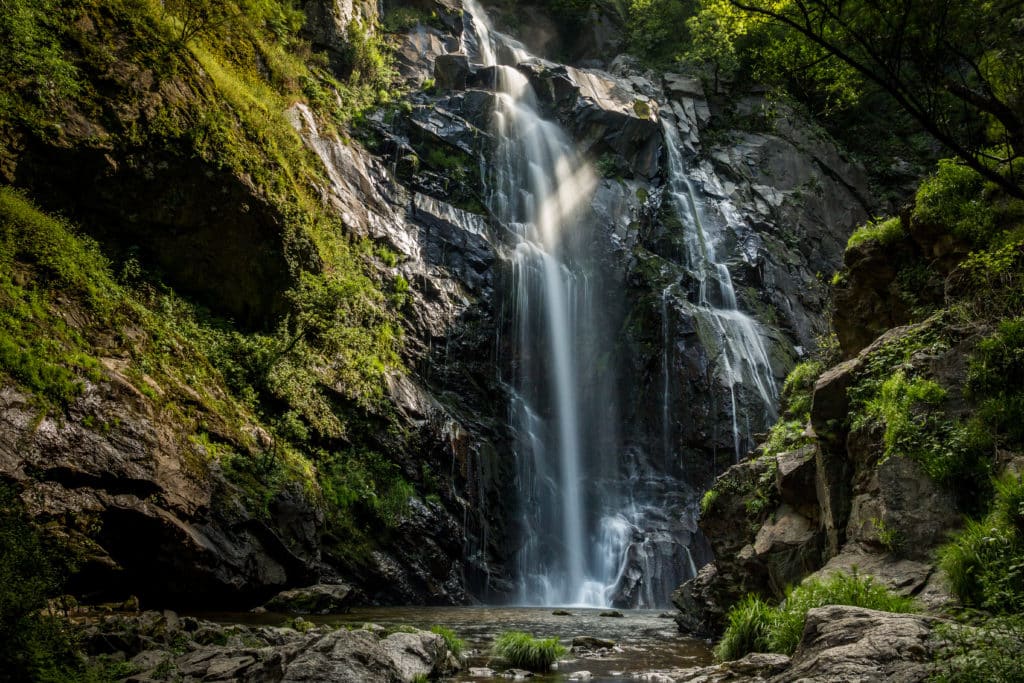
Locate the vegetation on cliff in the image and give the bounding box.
[0,0,437,606]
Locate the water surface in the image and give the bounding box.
[326,606,713,682]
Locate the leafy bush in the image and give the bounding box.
[955,241,1024,319]
[938,475,1024,613]
[913,159,996,246]
[967,318,1024,446]
[846,216,905,250]
[716,571,916,661]
[931,615,1024,683]
[492,631,567,671]
[430,625,465,657]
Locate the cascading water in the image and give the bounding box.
[661,120,778,460]
[464,0,603,606]
[463,1,777,608]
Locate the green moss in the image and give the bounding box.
[700,488,719,515]
[846,216,905,250]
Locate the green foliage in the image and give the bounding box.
[763,419,809,458]
[715,594,773,660]
[430,625,465,657]
[0,484,98,682]
[780,360,822,419]
[871,518,904,554]
[716,571,916,661]
[967,318,1024,446]
[626,0,699,67]
[913,160,997,245]
[938,475,1024,613]
[931,615,1024,683]
[492,631,567,672]
[382,7,436,33]
[700,488,719,515]
[956,241,1024,319]
[846,217,905,251]
[319,448,414,531]
[0,0,82,131]
[858,369,992,493]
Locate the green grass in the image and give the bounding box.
[716,571,916,661]
[492,631,567,671]
[430,625,465,658]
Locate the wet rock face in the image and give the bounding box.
[0,379,322,607]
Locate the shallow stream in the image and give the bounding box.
[212,606,713,682]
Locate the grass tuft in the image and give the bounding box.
[492,631,566,671]
[429,625,465,658]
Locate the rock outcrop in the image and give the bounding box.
[81,611,458,683]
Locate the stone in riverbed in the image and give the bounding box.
[571,636,615,651]
[552,609,573,616]
[502,669,534,679]
[568,672,593,681]
[599,610,624,618]
[263,583,352,615]
[469,667,496,677]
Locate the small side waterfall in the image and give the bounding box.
[662,120,778,460]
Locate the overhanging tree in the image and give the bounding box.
[720,0,1024,197]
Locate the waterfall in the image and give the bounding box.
[462,1,776,608]
[661,120,778,460]
[465,0,602,606]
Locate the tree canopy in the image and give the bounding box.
[686,0,1024,197]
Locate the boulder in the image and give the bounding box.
[571,636,616,651]
[775,445,818,515]
[263,584,353,615]
[673,652,791,682]
[435,53,471,91]
[770,605,942,682]
[750,506,826,596]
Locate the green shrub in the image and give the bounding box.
[931,615,1024,683]
[716,571,916,661]
[846,216,905,250]
[967,318,1024,446]
[430,625,465,657]
[939,475,1024,613]
[492,631,567,671]
[913,159,996,246]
